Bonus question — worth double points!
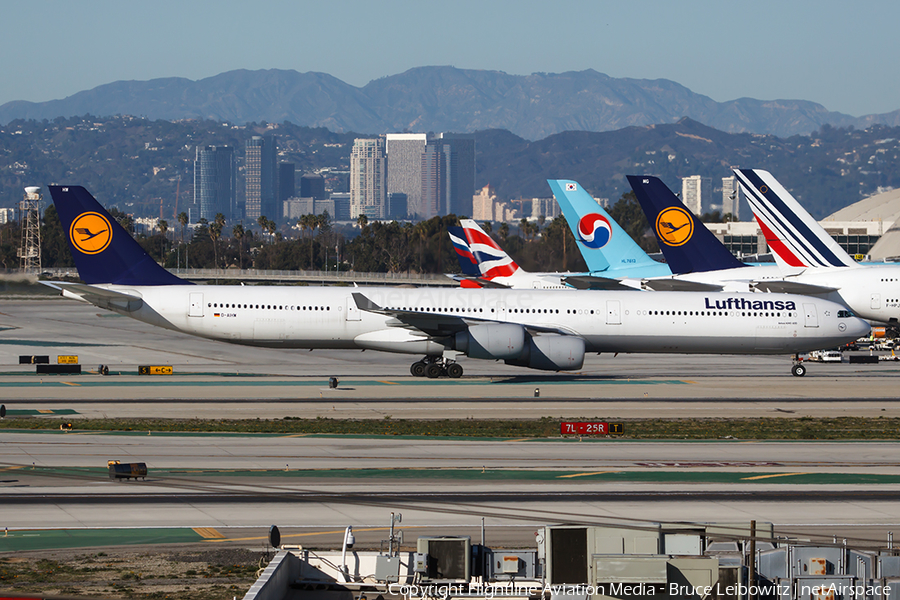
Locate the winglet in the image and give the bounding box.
[352,292,382,312]
[47,185,187,286]
[627,175,745,274]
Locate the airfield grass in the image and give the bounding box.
[1,415,899,440]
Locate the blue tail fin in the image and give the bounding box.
[627,175,745,274]
[447,225,481,275]
[548,179,661,274]
[48,185,187,285]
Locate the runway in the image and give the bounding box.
[1,296,899,553]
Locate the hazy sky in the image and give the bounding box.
[3,0,898,116]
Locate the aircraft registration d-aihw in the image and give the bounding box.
[44,186,868,378]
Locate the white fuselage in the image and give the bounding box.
[89,284,868,357]
[650,264,900,324]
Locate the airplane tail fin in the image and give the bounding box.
[458,219,520,279]
[447,225,481,276]
[549,179,662,274]
[47,185,187,285]
[627,175,745,274]
[734,169,859,269]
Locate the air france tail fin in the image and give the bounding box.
[458,219,520,279]
[734,169,859,269]
[447,226,481,276]
[627,175,745,274]
[47,185,187,285]
[549,179,661,274]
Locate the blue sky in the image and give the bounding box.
[3,0,898,117]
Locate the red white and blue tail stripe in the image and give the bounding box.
[734,169,859,269]
[458,219,520,279]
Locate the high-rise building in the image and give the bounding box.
[300,173,327,200]
[721,174,745,220]
[245,136,278,222]
[386,133,428,218]
[681,175,712,216]
[194,145,235,221]
[419,134,475,218]
[386,193,408,220]
[278,162,295,206]
[350,138,386,219]
[472,185,497,221]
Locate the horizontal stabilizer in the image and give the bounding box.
[642,279,724,292]
[41,281,144,312]
[561,275,634,290]
[752,280,838,295]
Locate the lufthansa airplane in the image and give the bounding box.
[630,174,900,325]
[44,186,868,378]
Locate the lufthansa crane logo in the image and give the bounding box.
[69,212,112,254]
[655,207,694,247]
[577,213,612,248]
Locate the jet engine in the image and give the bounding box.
[454,323,526,360]
[505,334,585,371]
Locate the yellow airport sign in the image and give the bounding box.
[57,355,79,364]
[139,365,173,375]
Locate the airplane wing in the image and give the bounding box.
[352,292,574,337]
[752,280,838,295]
[560,275,633,290]
[641,279,724,292]
[41,281,144,311]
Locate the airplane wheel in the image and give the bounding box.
[410,361,426,377]
[791,364,806,377]
[425,363,443,379]
[447,363,464,379]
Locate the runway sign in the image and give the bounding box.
[560,422,624,435]
[138,366,173,375]
[57,355,79,364]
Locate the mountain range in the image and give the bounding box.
[2,67,899,140]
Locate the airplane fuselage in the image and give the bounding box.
[86,284,867,357]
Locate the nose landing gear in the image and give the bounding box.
[791,354,806,377]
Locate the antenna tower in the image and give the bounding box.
[18,186,42,274]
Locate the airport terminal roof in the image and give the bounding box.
[824,187,900,260]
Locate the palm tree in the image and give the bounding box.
[158,219,168,261]
[482,221,492,234]
[499,222,509,243]
[357,213,368,230]
[257,216,269,243]
[298,214,313,268]
[309,214,320,269]
[210,213,226,269]
[232,223,245,269]
[177,212,188,268]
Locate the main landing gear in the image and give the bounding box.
[791,354,807,377]
[410,356,464,379]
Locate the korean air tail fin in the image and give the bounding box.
[627,175,745,274]
[549,179,661,274]
[734,169,859,269]
[458,219,520,279]
[47,185,187,286]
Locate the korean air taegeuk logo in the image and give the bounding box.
[69,212,112,254]
[655,207,694,247]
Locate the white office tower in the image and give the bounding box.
[681,175,712,216]
[350,138,386,220]
[721,175,742,220]
[385,133,427,218]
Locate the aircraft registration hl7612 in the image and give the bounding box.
[44,185,868,378]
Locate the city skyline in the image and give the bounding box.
[1,1,899,119]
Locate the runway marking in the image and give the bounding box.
[281,433,312,438]
[61,381,81,386]
[504,438,532,442]
[205,526,394,543]
[192,527,225,539]
[557,471,620,479]
[37,410,55,413]
[378,380,399,385]
[740,472,812,481]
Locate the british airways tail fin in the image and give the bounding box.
[734,169,859,269]
[549,179,663,274]
[458,219,520,279]
[447,225,481,276]
[627,175,745,274]
[47,185,187,285]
